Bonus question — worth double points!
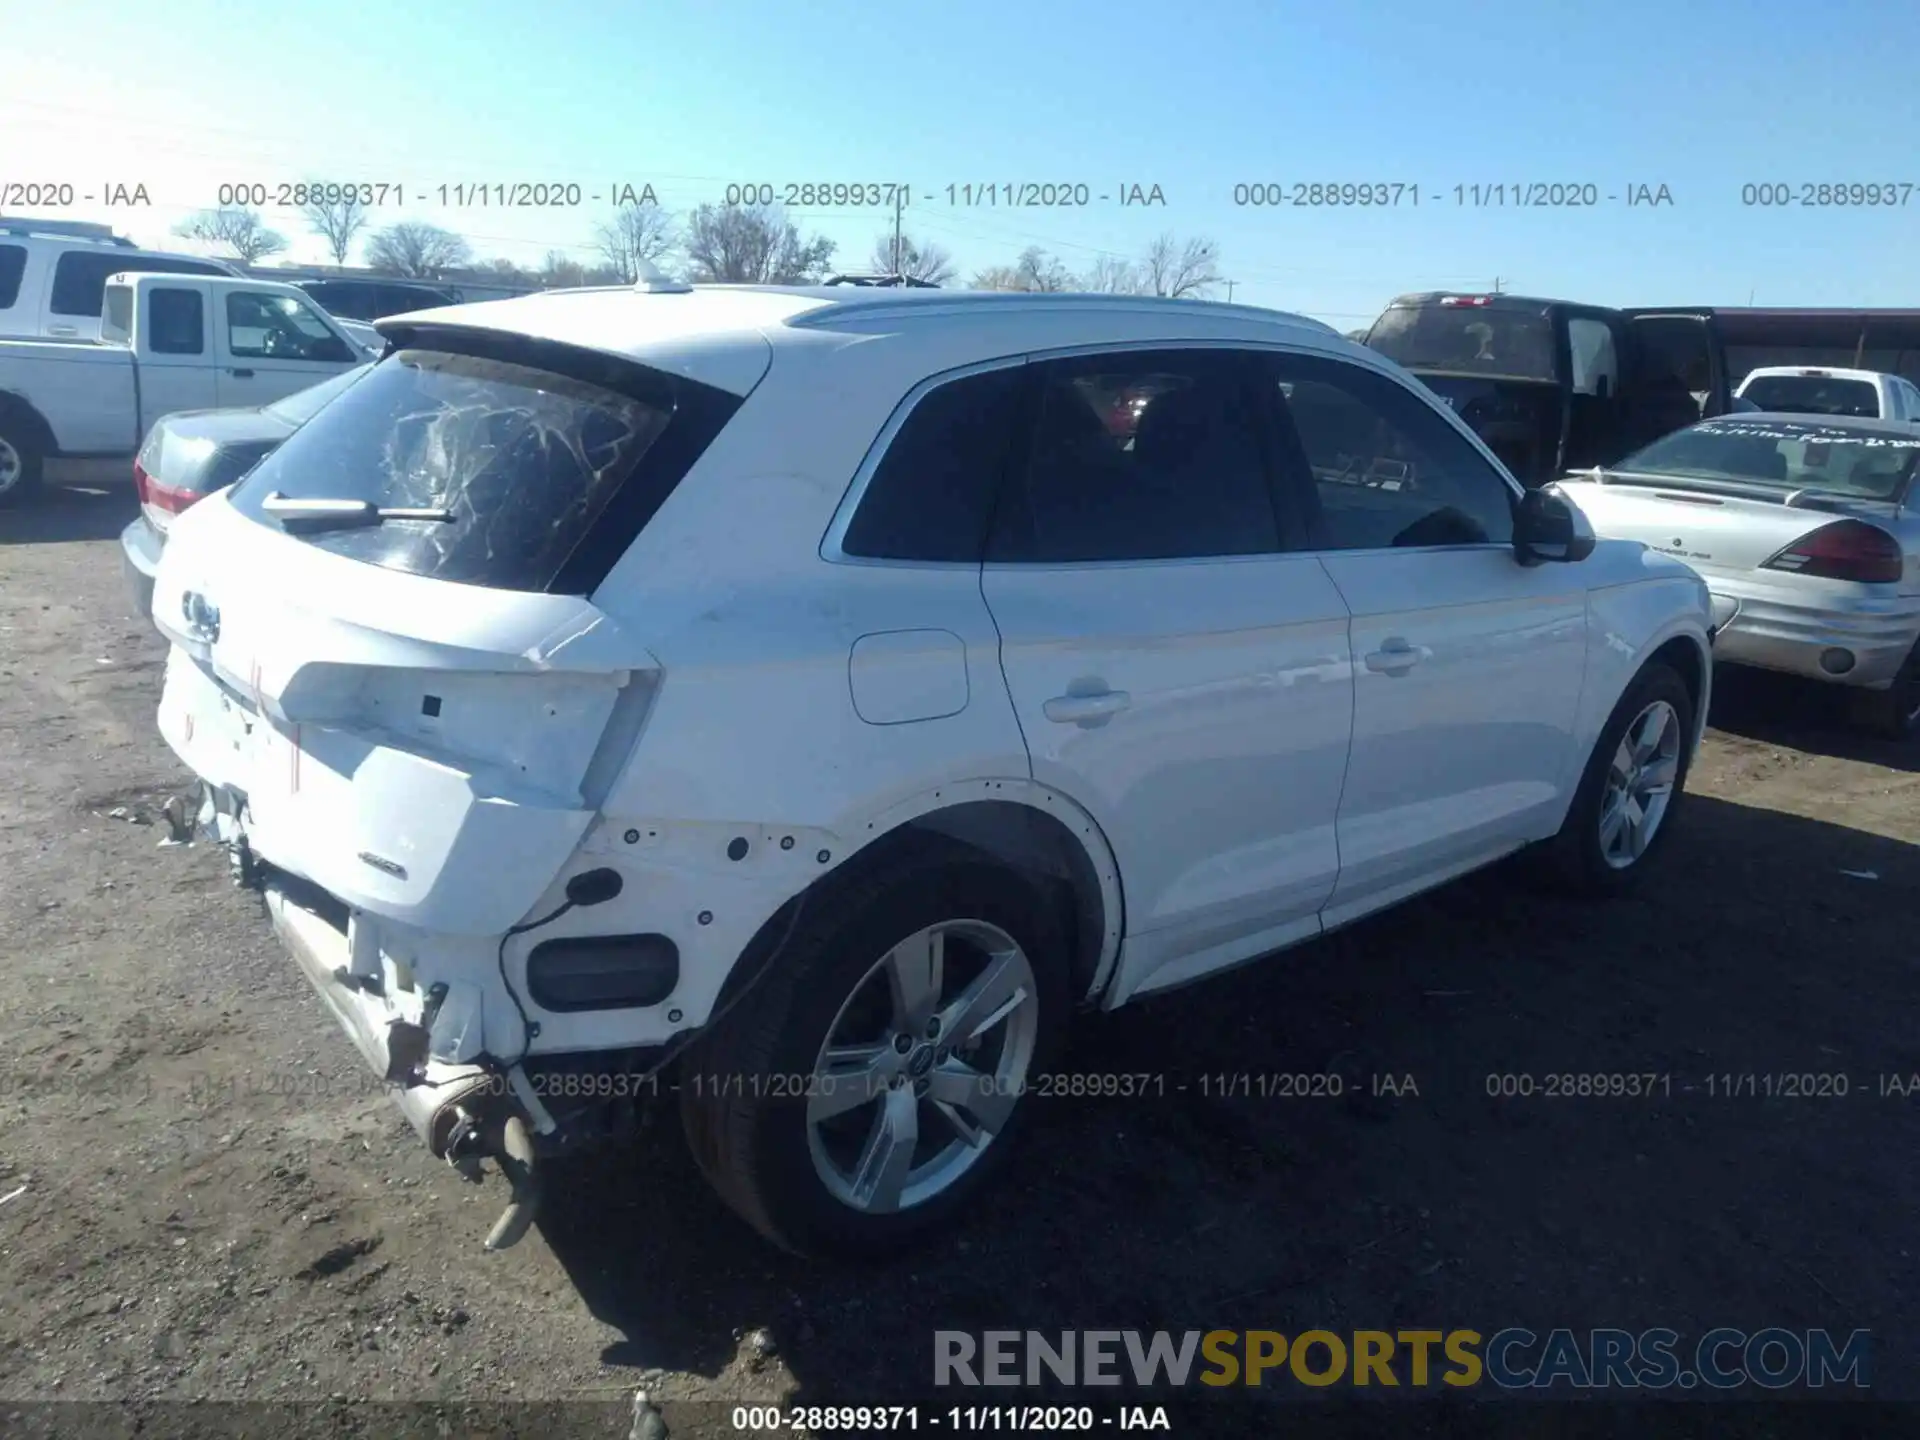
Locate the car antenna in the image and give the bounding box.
[633,259,692,295]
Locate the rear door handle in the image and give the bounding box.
[229,367,254,378]
[1043,690,1132,726]
[1363,639,1430,675]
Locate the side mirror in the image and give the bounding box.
[1514,486,1596,565]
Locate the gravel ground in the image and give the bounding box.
[3,471,1916,1436]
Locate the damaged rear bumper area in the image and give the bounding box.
[190,783,669,1252]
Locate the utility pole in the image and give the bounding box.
[1224,279,1237,303]
[892,189,904,277]
[1491,275,1504,294]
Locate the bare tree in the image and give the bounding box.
[538,250,623,289]
[173,207,288,264]
[593,204,679,282]
[971,246,1075,292]
[683,204,835,284]
[866,232,956,285]
[1080,254,1146,294]
[477,256,542,286]
[300,193,368,266]
[1140,233,1221,298]
[364,222,473,278]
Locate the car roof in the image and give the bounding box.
[1384,291,1570,312]
[377,284,1348,394]
[1740,365,1895,384]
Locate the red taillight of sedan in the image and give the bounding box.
[134,460,204,536]
[1762,519,1904,585]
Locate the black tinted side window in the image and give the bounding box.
[1267,354,1516,550]
[50,254,227,316]
[842,365,1027,563]
[148,289,204,355]
[992,350,1281,563]
[0,245,25,309]
[50,253,120,316]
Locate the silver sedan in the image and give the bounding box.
[1557,412,1920,738]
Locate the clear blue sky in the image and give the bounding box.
[4,0,1916,325]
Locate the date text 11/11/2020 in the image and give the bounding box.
[1231,182,1674,208]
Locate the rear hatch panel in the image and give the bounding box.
[154,494,655,936]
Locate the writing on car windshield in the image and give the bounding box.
[226,348,672,592]
[1616,420,1920,500]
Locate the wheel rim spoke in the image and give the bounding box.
[1633,704,1671,762]
[1638,755,1679,793]
[885,927,945,1032]
[1611,737,1636,782]
[1626,796,1650,856]
[850,1084,919,1211]
[939,950,1029,1046]
[1599,793,1628,854]
[809,1043,890,1124]
[926,1058,1016,1144]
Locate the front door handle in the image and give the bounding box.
[229,367,254,378]
[1363,639,1430,675]
[1043,690,1132,726]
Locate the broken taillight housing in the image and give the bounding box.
[1762,520,1903,584]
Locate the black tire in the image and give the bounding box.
[679,848,1070,1259]
[1848,641,1920,741]
[1535,661,1696,897]
[0,420,45,508]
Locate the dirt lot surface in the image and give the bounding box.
[3,472,1917,1436]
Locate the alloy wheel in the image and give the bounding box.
[806,919,1039,1214]
[0,437,21,496]
[1598,699,1682,869]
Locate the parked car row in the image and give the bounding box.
[18,269,1917,1261]
[0,273,372,504]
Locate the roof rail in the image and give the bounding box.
[823,272,940,288]
[0,215,135,246]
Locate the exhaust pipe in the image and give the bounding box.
[483,1112,542,1252]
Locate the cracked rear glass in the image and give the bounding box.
[226,348,671,592]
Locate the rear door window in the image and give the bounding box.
[0,245,25,309]
[988,349,1284,563]
[226,341,743,594]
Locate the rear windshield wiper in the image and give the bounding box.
[262,492,454,533]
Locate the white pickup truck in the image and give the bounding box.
[1735,365,1920,423]
[0,272,374,504]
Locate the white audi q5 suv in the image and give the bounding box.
[150,281,1714,1257]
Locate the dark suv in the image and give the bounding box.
[291,278,459,323]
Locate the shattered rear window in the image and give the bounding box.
[226,348,673,592]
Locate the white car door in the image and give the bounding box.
[1262,351,1589,927]
[216,288,362,407]
[133,282,221,422]
[979,348,1355,999]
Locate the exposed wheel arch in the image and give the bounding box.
[711,783,1126,1026]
